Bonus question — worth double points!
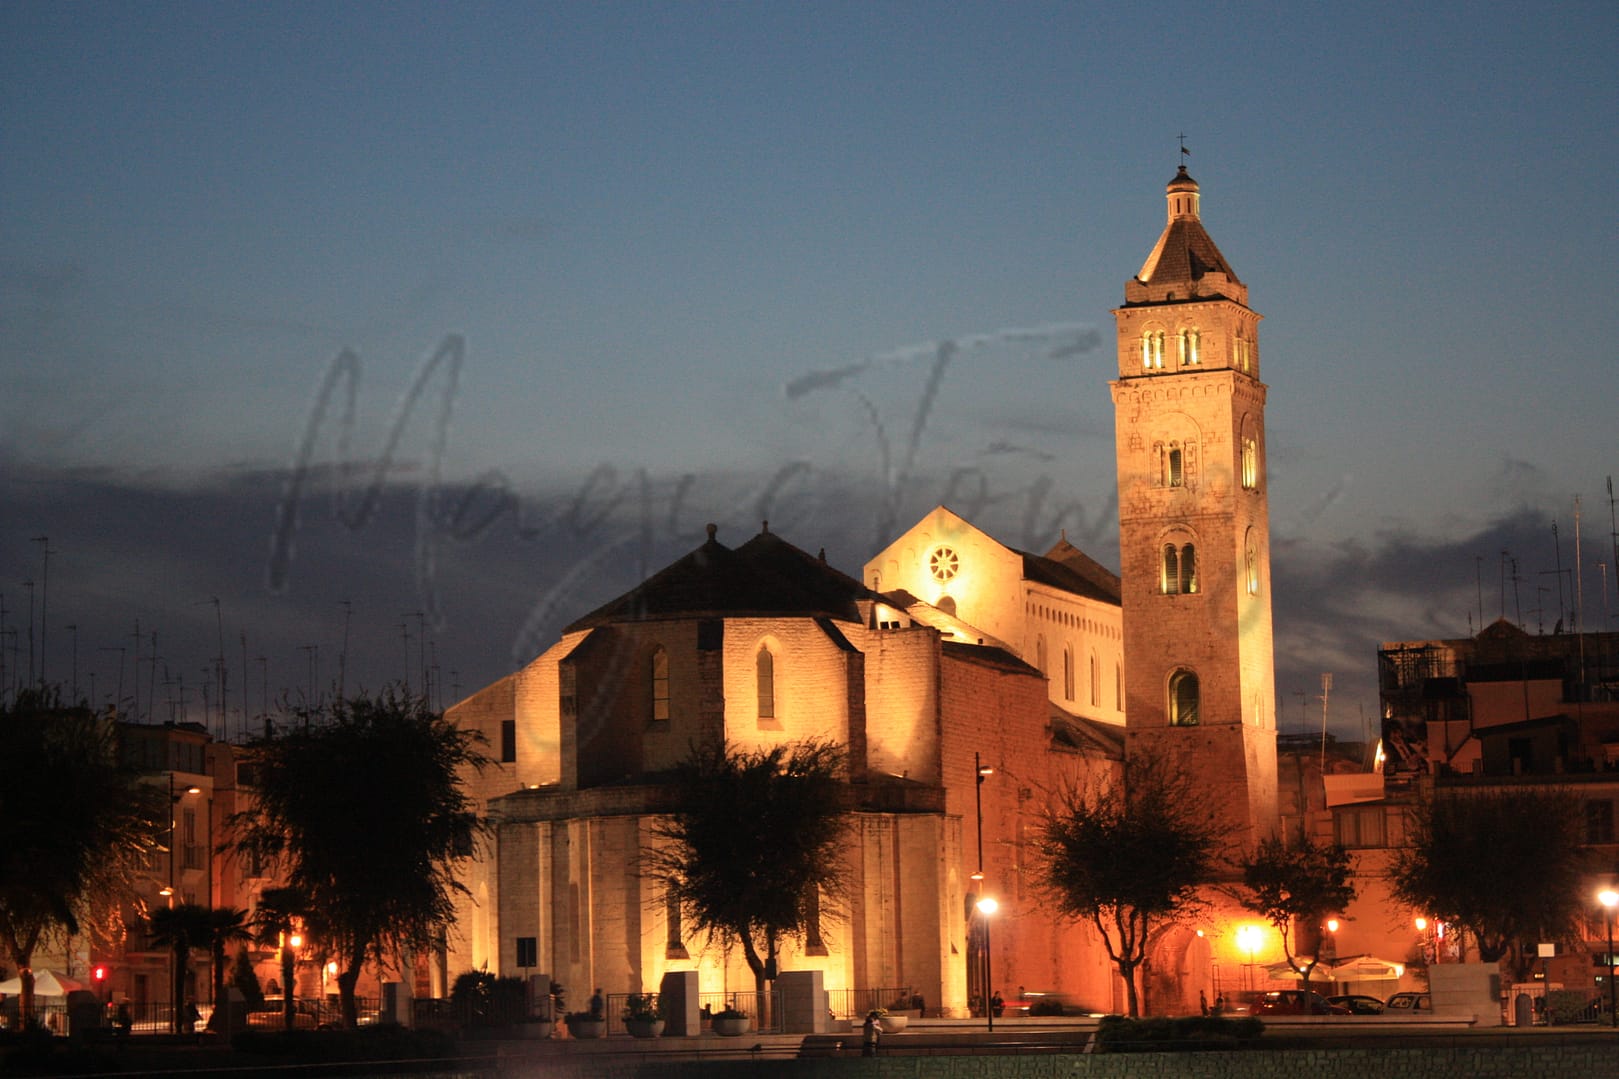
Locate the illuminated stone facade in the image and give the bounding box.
[1110,166,1279,851]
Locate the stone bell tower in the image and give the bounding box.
[1109,165,1277,849]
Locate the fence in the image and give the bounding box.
[827,986,918,1020]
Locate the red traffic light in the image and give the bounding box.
[93,966,106,981]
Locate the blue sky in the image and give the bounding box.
[2,2,1615,738]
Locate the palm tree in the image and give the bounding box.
[0,688,164,1027]
[251,887,307,1032]
[148,902,211,1032]
[203,907,252,1030]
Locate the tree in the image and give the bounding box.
[250,885,309,1031]
[228,688,489,1027]
[204,907,252,1029]
[1240,835,1356,998]
[1033,753,1226,1016]
[643,738,850,1002]
[0,687,163,1027]
[149,902,211,1031]
[1391,785,1586,965]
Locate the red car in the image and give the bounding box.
[1251,990,1350,1016]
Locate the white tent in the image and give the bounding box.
[0,970,85,997]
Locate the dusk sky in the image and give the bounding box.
[3,2,1615,742]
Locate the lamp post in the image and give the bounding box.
[977,896,998,1032]
[1600,888,1618,1028]
[971,753,993,1016]
[1235,925,1263,992]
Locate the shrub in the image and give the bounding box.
[1092,1014,1263,1052]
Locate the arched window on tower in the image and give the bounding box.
[1169,670,1200,727]
[651,647,670,723]
[1180,544,1197,594]
[1161,544,1179,594]
[1166,443,1183,487]
[1245,531,1260,596]
[1179,328,1200,366]
[1063,646,1075,702]
[1141,330,1165,370]
[756,646,775,721]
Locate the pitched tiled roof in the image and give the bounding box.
[1136,215,1239,287]
[1020,542,1122,605]
[564,524,872,630]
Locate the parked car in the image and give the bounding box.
[246,998,321,1029]
[1012,991,1103,1017]
[1251,990,1350,1016]
[1384,991,1431,1012]
[1327,994,1385,1015]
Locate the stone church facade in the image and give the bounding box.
[444,165,1280,1018]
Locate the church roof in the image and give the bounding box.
[1022,540,1122,605]
[1136,215,1239,288]
[564,523,872,630]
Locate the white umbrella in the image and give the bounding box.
[1326,955,1404,981]
[0,970,86,996]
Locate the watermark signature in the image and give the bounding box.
[267,323,1114,692]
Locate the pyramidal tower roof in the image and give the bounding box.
[1124,165,1248,307]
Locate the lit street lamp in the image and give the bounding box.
[1235,925,1263,991]
[977,896,998,1032]
[1600,888,1618,1028]
[971,753,993,1016]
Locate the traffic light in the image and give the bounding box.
[93,966,106,982]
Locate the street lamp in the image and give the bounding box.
[1235,925,1263,992]
[1599,888,1618,1028]
[970,753,993,1015]
[977,896,998,1032]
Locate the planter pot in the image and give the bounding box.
[520,1019,554,1039]
[712,1016,750,1036]
[624,1017,665,1038]
[878,1015,908,1033]
[566,1017,606,1039]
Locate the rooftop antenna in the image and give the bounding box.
[338,600,353,700]
[299,644,318,715]
[98,646,126,717]
[1609,476,1619,619]
[129,620,141,723]
[1319,673,1333,773]
[23,579,34,686]
[31,536,51,685]
[1552,519,1566,629]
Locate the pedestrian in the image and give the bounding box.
[1213,993,1225,1017]
[862,1011,881,1057]
[182,998,200,1035]
[115,1000,133,1038]
[990,989,1004,1017]
[588,988,604,1019]
[1200,989,1209,1017]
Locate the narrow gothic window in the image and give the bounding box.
[756,647,775,720]
[1141,330,1165,370]
[1089,652,1100,707]
[1036,635,1047,675]
[1169,670,1200,726]
[651,648,670,722]
[1115,662,1122,710]
[665,893,688,958]
[1167,445,1183,487]
[1063,647,1075,701]
[1181,544,1197,594]
[1162,544,1179,594]
[1179,328,1200,366]
[1242,435,1258,489]
[500,719,516,763]
[1245,532,1259,596]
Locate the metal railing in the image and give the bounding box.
[827,986,917,1020]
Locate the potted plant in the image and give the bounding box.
[564,1010,606,1039]
[711,1007,750,1036]
[622,993,664,1038]
[872,1006,907,1033]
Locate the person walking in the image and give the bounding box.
[862,1011,882,1057]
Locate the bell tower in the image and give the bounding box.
[1110,165,1277,848]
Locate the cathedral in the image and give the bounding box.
[444,164,1279,1018]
